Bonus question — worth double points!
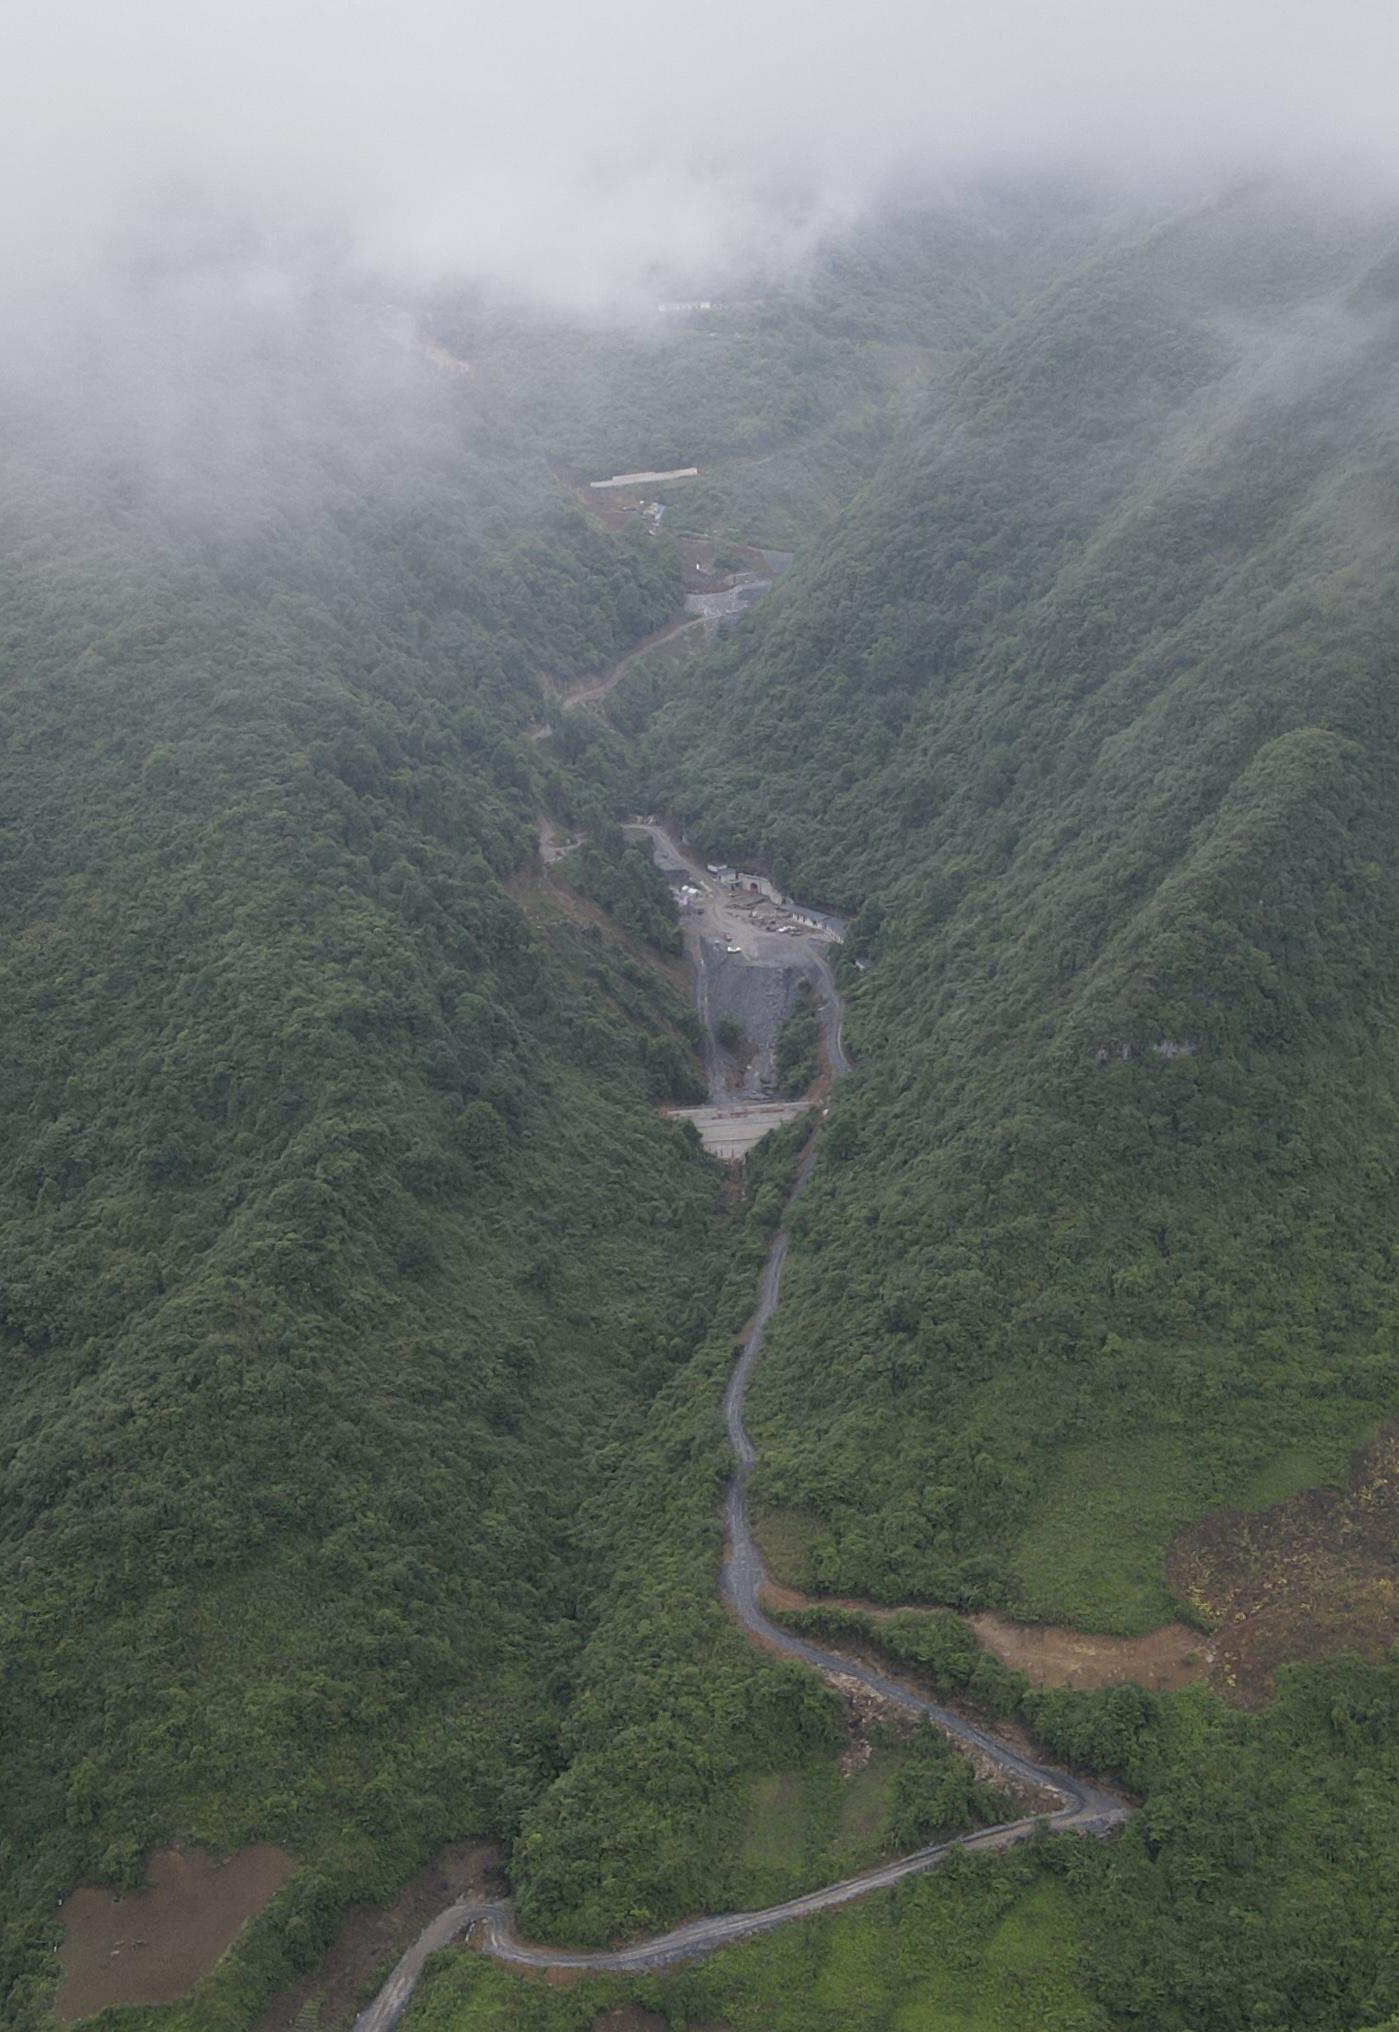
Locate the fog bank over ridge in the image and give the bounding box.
[7,0,1399,308]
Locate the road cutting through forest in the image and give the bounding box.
[525,616,703,740]
[351,842,1130,2032]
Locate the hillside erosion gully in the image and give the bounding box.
[352,830,1129,2032]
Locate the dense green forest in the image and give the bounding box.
[644,178,1399,1631]
[15,178,1399,2032]
[7,196,1106,2030]
[0,274,737,2028]
[8,195,1107,2026]
[398,177,1399,2032]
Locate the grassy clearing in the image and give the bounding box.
[894,1882,1102,2032]
[1234,1432,1369,1512]
[839,1759,895,1848]
[404,1858,1103,2031]
[736,1751,890,1905]
[733,1723,1006,1913]
[740,1772,816,1888]
[750,1505,827,1591]
[1008,1438,1204,1635]
[1011,1409,1390,1637]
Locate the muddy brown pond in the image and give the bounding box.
[54,1843,294,2022]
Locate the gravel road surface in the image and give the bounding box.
[350,842,1126,2032]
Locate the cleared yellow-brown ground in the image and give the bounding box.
[56,1845,293,2021]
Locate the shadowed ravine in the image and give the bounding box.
[351,864,1130,2032]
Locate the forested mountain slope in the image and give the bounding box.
[19,181,1399,2032]
[2,197,1118,2029]
[646,179,1399,1632]
[382,180,1399,2032]
[0,275,729,2026]
[429,177,1122,545]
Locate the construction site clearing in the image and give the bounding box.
[626,821,846,1161]
[680,865,838,940]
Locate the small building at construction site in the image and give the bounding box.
[735,872,781,904]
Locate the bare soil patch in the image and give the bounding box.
[1168,1422,1399,1706]
[252,1842,497,2032]
[55,1844,294,2022]
[762,1580,1207,1696]
[763,1424,1399,1715]
[970,1611,1208,1694]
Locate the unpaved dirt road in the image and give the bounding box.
[350,851,1125,2032]
[527,618,703,741]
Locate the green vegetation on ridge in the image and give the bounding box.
[430,181,1118,547]
[0,284,722,2028]
[401,183,1399,2032]
[14,179,1399,2032]
[645,179,1399,1632]
[6,191,1119,2030]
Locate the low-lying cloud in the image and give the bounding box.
[8,0,1399,307]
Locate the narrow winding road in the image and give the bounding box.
[526,616,703,741]
[351,855,1129,2032]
